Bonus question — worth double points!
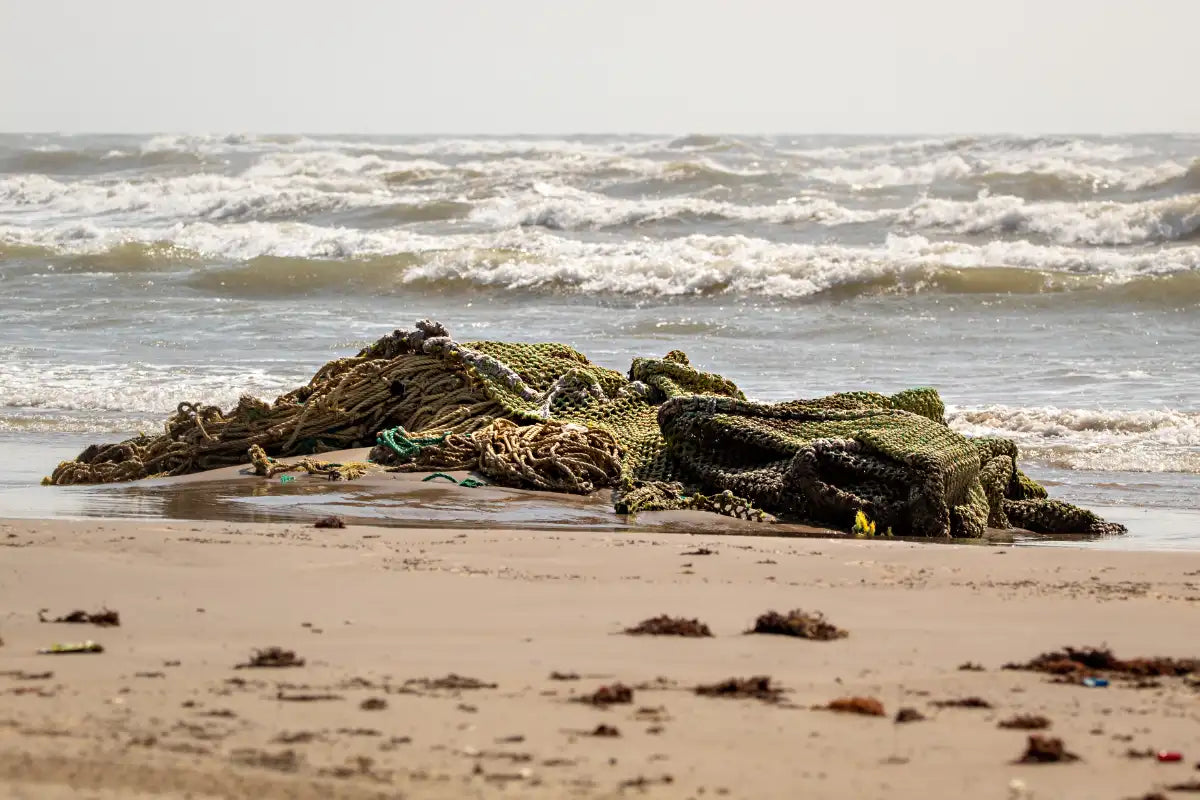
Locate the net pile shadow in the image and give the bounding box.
[45,319,1125,538]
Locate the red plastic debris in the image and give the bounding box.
[1156,751,1183,763]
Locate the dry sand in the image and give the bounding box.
[1,513,1199,799]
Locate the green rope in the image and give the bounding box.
[375,426,449,462]
[422,472,486,488]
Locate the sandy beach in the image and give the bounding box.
[2,504,1199,799]
[4,2,1199,797]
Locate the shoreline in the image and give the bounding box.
[4,442,1197,551]
[2,515,1199,798]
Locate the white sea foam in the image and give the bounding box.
[0,172,398,223]
[0,361,300,418]
[949,405,1200,473]
[137,133,672,160]
[808,155,1190,190]
[5,221,1199,296]
[782,136,1149,164]
[900,193,1200,245]
[468,184,883,230]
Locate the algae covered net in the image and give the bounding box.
[46,320,1125,539]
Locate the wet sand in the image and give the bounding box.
[11,446,1200,550]
[2,510,1200,799]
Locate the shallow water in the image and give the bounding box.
[3,437,1196,551]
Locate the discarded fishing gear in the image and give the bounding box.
[46,319,1126,538]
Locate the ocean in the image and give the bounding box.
[1,132,1197,533]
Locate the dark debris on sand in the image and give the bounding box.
[624,615,713,637]
[1165,781,1200,793]
[313,515,346,529]
[589,724,621,737]
[405,674,497,691]
[930,696,993,709]
[823,696,885,717]
[275,691,342,702]
[999,714,1051,730]
[748,609,847,640]
[236,647,305,669]
[894,708,926,724]
[573,683,633,707]
[39,608,120,627]
[1016,735,1079,764]
[619,775,674,790]
[1004,646,1199,679]
[681,547,716,556]
[694,676,784,704]
[957,661,985,671]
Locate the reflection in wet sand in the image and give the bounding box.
[4,442,1197,548]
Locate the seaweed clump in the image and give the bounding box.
[694,676,784,704]
[624,615,713,637]
[748,609,847,640]
[1015,735,1079,764]
[999,714,1051,730]
[40,608,121,627]
[1004,646,1198,679]
[236,647,305,669]
[823,696,885,717]
[574,684,634,707]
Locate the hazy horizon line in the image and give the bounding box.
[3,129,1196,138]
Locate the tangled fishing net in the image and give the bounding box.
[45,319,1125,538]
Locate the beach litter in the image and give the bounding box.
[1157,751,1184,763]
[422,472,486,488]
[852,509,878,537]
[38,641,103,655]
[44,319,1126,540]
[1082,677,1109,687]
[39,608,120,627]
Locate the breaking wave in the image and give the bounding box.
[0,361,302,425]
[949,406,1200,473]
[468,185,881,230]
[0,172,395,223]
[900,193,1200,245]
[6,221,1199,303]
[808,155,1191,193]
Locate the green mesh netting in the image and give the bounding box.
[47,320,1125,539]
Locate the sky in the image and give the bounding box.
[1,0,1196,134]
